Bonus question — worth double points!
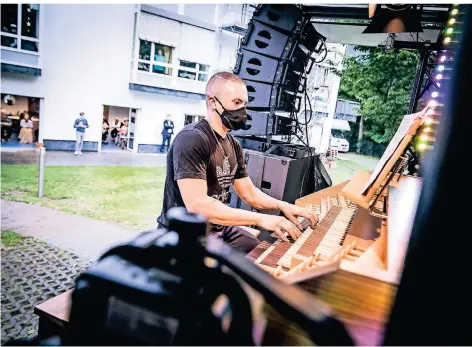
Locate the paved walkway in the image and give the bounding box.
[1,200,142,261]
[1,149,167,166]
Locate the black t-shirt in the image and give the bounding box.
[157,119,248,231]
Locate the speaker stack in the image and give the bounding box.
[232,4,326,137]
[228,5,331,214]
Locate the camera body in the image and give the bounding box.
[67,240,184,345]
[8,208,354,346]
[64,210,252,346]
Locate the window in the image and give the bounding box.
[332,129,346,139]
[178,60,210,82]
[184,115,205,126]
[137,40,173,76]
[1,4,18,34]
[1,4,40,54]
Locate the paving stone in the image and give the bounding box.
[1,237,91,344]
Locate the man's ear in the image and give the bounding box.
[207,96,217,111]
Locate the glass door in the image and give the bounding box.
[127,108,137,151]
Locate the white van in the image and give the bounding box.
[330,129,350,152]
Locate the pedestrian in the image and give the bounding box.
[110,117,121,144]
[73,112,89,156]
[160,114,174,153]
[1,110,12,142]
[102,116,109,144]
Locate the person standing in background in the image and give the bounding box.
[102,116,109,145]
[1,110,12,142]
[110,117,122,144]
[153,49,167,74]
[18,113,34,144]
[73,112,89,156]
[160,114,174,154]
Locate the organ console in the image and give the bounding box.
[247,107,428,345]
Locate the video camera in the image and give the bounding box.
[9,208,354,346]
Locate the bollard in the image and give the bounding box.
[38,147,46,198]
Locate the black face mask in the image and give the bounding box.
[212,97,248,131]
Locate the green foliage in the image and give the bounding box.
[1,231,26,247]
[338,46,419,144]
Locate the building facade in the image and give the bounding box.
[293,43,347,154]
[1,4,247,152]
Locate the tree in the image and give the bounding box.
[336,46,419,152]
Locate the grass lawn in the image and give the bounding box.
[327,154,379,185]
[1,154,378,229]
[1,230,26,247]
[1,165,166,230]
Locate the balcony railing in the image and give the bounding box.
[219,4,255,35]
[335,99,360,122]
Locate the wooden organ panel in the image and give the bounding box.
[247,176,423,346]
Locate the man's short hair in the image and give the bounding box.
[205,71,245,96]
[80,112,84,116]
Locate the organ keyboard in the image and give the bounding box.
[247,177,422,345]
[246,108,428,345]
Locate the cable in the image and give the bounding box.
[299,77,309,197]
[314,41,328,63]
[304,78,310,147]
[291,130,308,146]
[298,84,314,126]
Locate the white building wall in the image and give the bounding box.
[1,4,210,150]
[215,30,240,72]
[303,43,347,153]
[319,44,346,154]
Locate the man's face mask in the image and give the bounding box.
[212,96,248,131]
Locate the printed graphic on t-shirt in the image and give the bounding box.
[212,156,237,203]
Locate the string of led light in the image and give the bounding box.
[417,4,461,152]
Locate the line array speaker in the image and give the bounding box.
[233,4,326,137]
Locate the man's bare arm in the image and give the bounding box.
[233,177,317,229]
[177,178,302,240]
[177,178,262,226]
[232,177,283,210]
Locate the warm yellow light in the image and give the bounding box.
[444,37,451,44]
[420,134,429,141]
[452,9,459,15]
[424,127,432,133]
[418,143,427,151]
[449,18,456,25]
[447,28,454,34]
[428,100,437,107]
[425,118,433,125]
